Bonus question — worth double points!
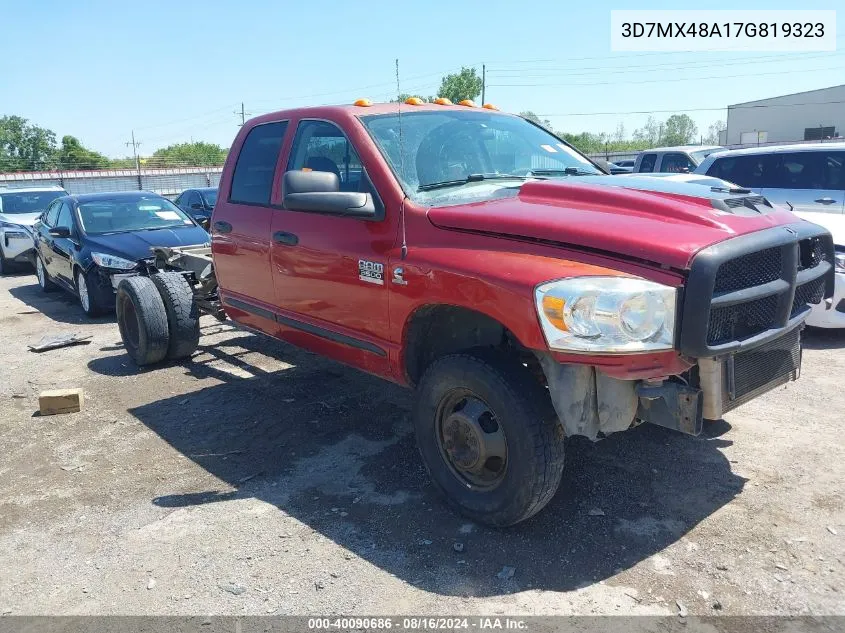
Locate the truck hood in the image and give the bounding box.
[85,226,210,262]
[426,175,800,270]
[0,212,42,227]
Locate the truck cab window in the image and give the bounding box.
[287,120,364,192]
[229,121,288,205]
[639,154,657,173]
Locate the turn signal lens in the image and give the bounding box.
[353,98,372,107]
[404,97,424,105]
[433,97,453,105]
[458,99,476,107]
[541,295,567,331]
[482,103,499,110]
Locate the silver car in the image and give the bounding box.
[0,185,69,274]
[695,143,845,214]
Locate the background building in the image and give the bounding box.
[726,84,845,147]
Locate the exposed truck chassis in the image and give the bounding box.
[144,245,225,321]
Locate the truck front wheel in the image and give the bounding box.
[414,351,565,527]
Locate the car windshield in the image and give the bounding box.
[202,190,218,207]
[361,110,602,205]
[0,191,65,214]
[77,196,195,235]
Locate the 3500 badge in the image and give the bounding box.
[359,259,384,285]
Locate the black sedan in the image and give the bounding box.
[175,187,217,226]
[32,191,210,317]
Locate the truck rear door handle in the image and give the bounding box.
[213,221,232,233]
[273,231,299,246]
[814,197,837,205]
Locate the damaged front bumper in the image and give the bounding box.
[536,323,803,439]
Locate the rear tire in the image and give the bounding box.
[150,272,200,360]
[35,256,58,292]
[116,276,170,366]
[413,350,566,527]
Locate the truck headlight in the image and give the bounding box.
[535,276,677,353]
[835,250,845,274]
[91,252,137,270]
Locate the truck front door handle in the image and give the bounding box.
[213,221,233,233]
[273,231,299,246]
[814,197,837,205]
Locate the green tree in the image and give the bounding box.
[436,67,483,103]
[56,135,109,170]
[519,111,553,131]
[632,116,661,146]
[389,93,434,103]
[148,141,228,167]
[703,120,726,145]
[0,115,57,171]
[663,114,698,146]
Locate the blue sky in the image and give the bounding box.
[2,0,842,157]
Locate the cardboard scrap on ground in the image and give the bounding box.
[39,389,84,416]
[28,333,92,353]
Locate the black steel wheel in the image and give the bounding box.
[414,350,565,527]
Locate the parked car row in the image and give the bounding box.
[0,186,215,317]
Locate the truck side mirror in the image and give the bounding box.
[282,170,376,219]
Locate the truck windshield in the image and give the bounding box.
[361,110,602,205]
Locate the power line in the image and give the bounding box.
[489,64,845,88]
[535,99,845,118]
[487,51,844,78]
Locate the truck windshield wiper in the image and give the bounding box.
[417,174,534,192]
[530,168,599,176]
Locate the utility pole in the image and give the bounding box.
[126,131,142,190]
[481,64,486,105]
[234,102,251,126]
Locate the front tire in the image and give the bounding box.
[35,256,58,292]
[76,267,109,317]
[413,350,565,527]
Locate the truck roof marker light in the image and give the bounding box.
[482,103,499,110]
[353,99,373,107]
[404,97,424,105]
[458,99,476,107]
[433,98,453,105]
[541,295,567,331]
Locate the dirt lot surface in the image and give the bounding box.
[1,270,843,617]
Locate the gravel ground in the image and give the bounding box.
[0,270,843,617]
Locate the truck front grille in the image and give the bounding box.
[791,277,826,317]
[712,247,781,293]
[680,223,834,358]
[707,295,779,346]
[725,327,802,412]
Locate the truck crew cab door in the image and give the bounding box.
[211,120,289,336]
[269,118,396,377]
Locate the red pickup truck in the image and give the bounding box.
[115,100,835,526]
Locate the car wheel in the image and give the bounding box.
[150,272,200,360]
[35,256,58,292]
[76,267,108,317]
[413,349,566,527]
[116,276,170,366]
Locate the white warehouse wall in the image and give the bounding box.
[726,84,845,146]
